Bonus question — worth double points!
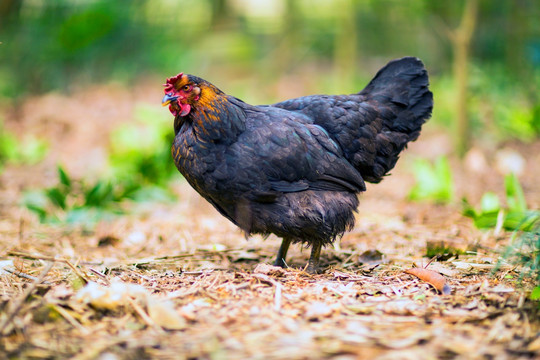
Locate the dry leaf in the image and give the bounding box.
[405,268,451,295]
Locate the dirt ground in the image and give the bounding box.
[0,83,539,359]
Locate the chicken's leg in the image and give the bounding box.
[273,238,291,268]
[306,242,322,274]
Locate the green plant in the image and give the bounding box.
[463,173,540,231]
[24,166,142,227]
[501,219,540,288]
[408,156,454,204]
[465,174,540,290]
[0,121,48,171]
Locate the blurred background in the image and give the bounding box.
[0,0,539,230]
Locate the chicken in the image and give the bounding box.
[162,57,433,273]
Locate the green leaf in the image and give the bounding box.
[462,198,477,218]
[57,166,71,189]
[531,286,540,301]
[45,187,67,210]
[26,204,48,222]
[505,173,527,213]
[472,212,500,229]
[504,211,540,231]
[480,192,500,213]
[84,181,114,207]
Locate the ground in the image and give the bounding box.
[0,83,538,359]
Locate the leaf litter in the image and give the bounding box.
[0,84,539,359]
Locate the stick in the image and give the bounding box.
[2,267,40,282]
[89,268,110,285]
[7,251,101,265]
[65,260,89,285]
[52,304,89,335]
[0,262,54,334]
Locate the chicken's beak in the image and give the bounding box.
[162,93,179,107]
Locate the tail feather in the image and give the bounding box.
[358,57,433,182]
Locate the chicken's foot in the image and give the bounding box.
[306,242,322,274]
[273,238,291,268]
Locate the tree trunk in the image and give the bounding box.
[451,0,478,157]
[333,0,358,92]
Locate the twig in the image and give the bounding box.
[9,251,91,285]
[424,256,438,268]
[89,268,110,285]
[52,304,89,335]
[341,250,359,267]
[2,267,40,282]
[7,251,101,265]
[0,262,54,334]
[65,260,89,285]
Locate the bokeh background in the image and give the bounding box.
[0,0,539,227]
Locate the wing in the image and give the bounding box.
[272,93,396,183]
[209,108,366,203]
[272,58,432,183]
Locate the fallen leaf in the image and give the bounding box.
[405,268,451,295]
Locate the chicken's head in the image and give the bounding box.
[162,73,201,117]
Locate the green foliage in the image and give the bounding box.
[23,104,179,228]
[0,120,49,172]
[468,64,540,142]
[408,156,454,204]
[464,175,540,286]
[501,219,540,286]
[463,173,540,231]
[23,166,145,228]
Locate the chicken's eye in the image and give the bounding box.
[183,85,191,92]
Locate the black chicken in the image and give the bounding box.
[162,57,433,273]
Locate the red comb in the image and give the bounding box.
[163,72,184,93]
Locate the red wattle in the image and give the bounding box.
[179,104,191,117]
[169,104,179,117]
